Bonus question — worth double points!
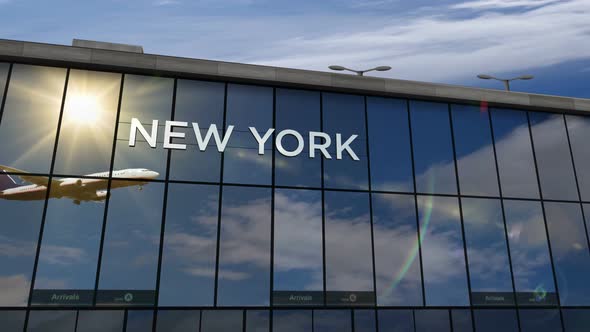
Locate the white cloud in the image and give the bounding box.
[452,0,562,10]
[0,275,29,306]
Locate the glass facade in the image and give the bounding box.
[0,61,590,331]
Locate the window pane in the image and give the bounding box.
[201,310,242,332]
[314,310,351,332]
[367,97,413,192]
[354,310,376,332]
[27,310,76,332]
[126,310,153,332]
[169,80,224,182]
[562,309,590,332]
[324,191,374,306]
[503,200,557,305]
[519,309,562,332]
[415,310,450,332]
[0,175,46,306]
[0,62,7,93]
[0,310,26,332]
[76,310,124,332]
[155,310,199,332]
[544,202,590,305]
[451,310,473,332]
[323,93,368,190]
[223,84,272,185]
[54,70,120,176]
[159,183,218,306]
[462,198,514,305]
[275,89,321,188]
[32,177,106,305]
[273,310,312,332]
[246,310,269,332]
[273,189,323,306]
[97,181,164,306]
[377,310,413,332]
[114,75,173,180]
[451,105,499,196]
[490,108,539,198]
[473,310,518,332]
[217,186,271,306]
[529,112,578,200]
[372,193,422,306]
[0,64,65,173]
[566,115,590,201]
[410,101,457,194]
[417,196,469,306]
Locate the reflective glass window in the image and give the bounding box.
[27,310,76,332]
[169,80,225,182]
[54,70,120,176]
[126,310,153,332]
[314,310,351,332]
[324,191,374,305]
[0,62,7,93]
[377,310,413,332]
[159,183,218,306]
[562,309,590,332]
[367,97,413,192]
[155,310,200,332]
[246,310,269,332]
[544,202,590,305]
[0,175,46,306]
[0,310,25,332]
[217,186,271,306]
[114,75,173,180]
[97,181,164,306]
[33,177,106,305]
[503,200,556,305]
[201,310,242,332]
[415,310,450,332]
[273,310,312,332]
[566,115,590,201]
[354,310,376,332]
[451,310,473,332]
[410,101,457,194]
[451,104,499,196]
[273,189,323,306]
[529,112,578,200]
[473,310,518,332]
[275,89,321,188]
[76,310,124,332]
[519,309,562,332]
[372,193,422,306]
[490,108,539,198]
[417,196,469,306]
[0,65,66,173]
[223,84,272,185]
[462,198,514,305]
[322,93,368,190]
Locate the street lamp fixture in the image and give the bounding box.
[329,65,392,76]
[477,74,534,91]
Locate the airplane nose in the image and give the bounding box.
[151,171,159,178]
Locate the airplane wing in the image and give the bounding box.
[0,165,58,187]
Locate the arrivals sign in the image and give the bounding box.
[128,118,360,161]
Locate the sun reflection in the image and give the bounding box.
[66,94,101,125]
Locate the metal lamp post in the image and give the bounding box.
[329,65,392,76]
[477,74,534,91]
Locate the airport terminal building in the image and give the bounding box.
[1,39,590,331]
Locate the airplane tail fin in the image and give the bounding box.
[0,170,18,191]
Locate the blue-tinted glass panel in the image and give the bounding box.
[223,84,272,185]
[377,310,413,332]
[566,115,590,201]
[503,200,556,306]
[417,195,469,306]
[54,70,120,176]
[217,186,271,306]
[415,310,450,332]
[451,104,499,196]
[114,75,173,180]
[544,202,590,305]
[169,80,225,182]
[126,310,153,332]
[519,309,562,332]
[562,309,590,332]
[155,310,200,332]
[275,89,321,188]
[529,112,578,200]
[367,97,413,192]
[273,189,323,305]
[159,183,218,306]
[354,310,376,332]
[451,310,473,332]
[322,93,368,190]
[246,310,269,332]
[324,191,374,305]
[410,101,457,194]
[490,108,539,198]
[0,310,25,332]
[0,65,65,173]
[97,181,164,305]
[273,310,312,332]
[314,310,351,332]
[0,175,46,306]
[462,198,514,305]
[76,310,124,332]
[372,193,422,306]
[27,310,76,332]
[201,310,242,332]
[473,310,518,332]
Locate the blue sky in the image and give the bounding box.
[1,0,588,98]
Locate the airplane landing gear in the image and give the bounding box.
[138,185,143,191]
[73,200,81,205]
